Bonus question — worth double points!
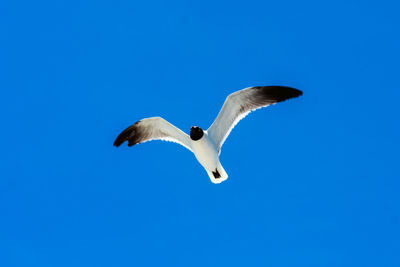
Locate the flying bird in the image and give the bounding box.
[114,86,302,184]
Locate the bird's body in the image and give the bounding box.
[191,130,228,183]
[114,86,302,184]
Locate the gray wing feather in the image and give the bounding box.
[207,86,302,153]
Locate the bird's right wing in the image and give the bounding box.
[207,86,302,153]
[113,117,192,152]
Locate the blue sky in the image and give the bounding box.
[1,0,399,266]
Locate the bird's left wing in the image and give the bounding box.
[113,117,192,152]
[207,86,302,153]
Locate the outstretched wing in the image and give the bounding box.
[113,117,192,152]
[207,86,302,153]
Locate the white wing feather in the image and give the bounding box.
[114,117,192,152]
[207,86,302,153]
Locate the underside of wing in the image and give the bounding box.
[207,86,302,152]
[113,117,192,152]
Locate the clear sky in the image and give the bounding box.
[1,0,399,266]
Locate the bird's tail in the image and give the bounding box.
[206,163,228,184]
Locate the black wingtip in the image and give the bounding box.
[113,123,138,147]
[253,86,303,102]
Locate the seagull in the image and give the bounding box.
[114,86,302,184]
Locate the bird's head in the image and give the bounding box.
[190,126,204,141]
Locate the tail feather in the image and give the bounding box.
[206,164,228,184]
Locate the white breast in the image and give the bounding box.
[191,132,219,171]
